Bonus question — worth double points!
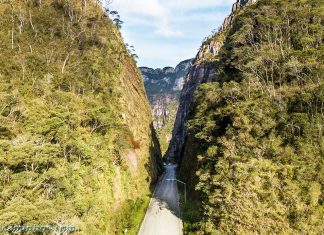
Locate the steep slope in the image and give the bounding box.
[140,59,193,154]
[166,0,257,163]
[0,1,162,234]
[169,0,324,234]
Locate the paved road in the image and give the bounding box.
[138,165,183,235]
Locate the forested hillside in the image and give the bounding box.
[179,0,324,233]
[0,0,162,234]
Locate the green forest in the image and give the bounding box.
[180,0,324,234]
[0,0,161,234]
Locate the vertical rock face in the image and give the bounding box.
[140,59,193,154]
[198,0,257,62]
[166,0,258,162]
[165,63,215,162]
[221,0,257,31]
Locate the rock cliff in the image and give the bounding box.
[140,59,193,154]
[166,0,258,162]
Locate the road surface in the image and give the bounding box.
[138,165,183,235]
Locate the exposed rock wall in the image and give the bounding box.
[140,59,193,154]
[151,95,173,129]
[166,0,258,162]
[198,0,257,61]
[220,0,257,32]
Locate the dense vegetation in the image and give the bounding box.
[0,0,161,234]
[180,0,323,234]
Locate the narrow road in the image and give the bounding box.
[138,165,183,235]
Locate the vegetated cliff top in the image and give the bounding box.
[0,0,161,234]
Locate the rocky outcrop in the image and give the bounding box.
[151,95,173,129]
[166,0,258,162]
[197,40,223,60]
[220,0,257,32]
[198,0,257,62]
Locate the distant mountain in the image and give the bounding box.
[140,59,193,154]
[141,59,193,99]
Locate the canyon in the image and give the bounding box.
[0,0,323,234]
[140,59,193,154]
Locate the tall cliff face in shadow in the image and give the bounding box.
[0,1,161,234]
[173,0,323,234]
[166,0,257,163]
[140,59,193,154]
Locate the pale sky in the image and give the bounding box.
[109,0,234,68]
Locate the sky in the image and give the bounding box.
[109,0,234,68]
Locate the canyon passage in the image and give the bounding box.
[0,0,323,235]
